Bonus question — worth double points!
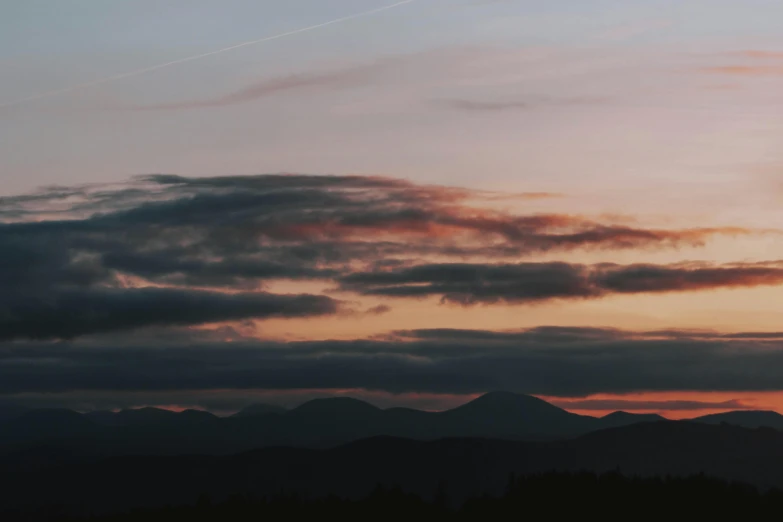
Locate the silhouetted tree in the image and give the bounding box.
[16,471,783,521]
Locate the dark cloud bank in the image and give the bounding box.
[3,327,783,404]
[341,261,783,304]
[0,173,770,340]
[3,174,783,408]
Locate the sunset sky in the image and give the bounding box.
[2,0,783,418]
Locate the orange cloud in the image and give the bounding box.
[733,50,783,59]
[544,391,783,419]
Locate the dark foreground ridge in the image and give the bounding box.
[5,421,783,517]
[8,471,783,521]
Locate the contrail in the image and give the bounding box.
[0,0,419,109]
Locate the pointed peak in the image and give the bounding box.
[113,407,179,423]
[476,391,533,400]
[292,397,380,415]
[603,411,632,418]
[120,407,173,414]
[447,392,571,419]
[178,409,217,418]
[479,391,523,399]
[232,403,287,418]
[463,391,556,408]
[602,411,665,420]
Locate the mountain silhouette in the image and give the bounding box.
[0,392,670,455]
[291,397,382,417]
[4,392,777,457]
[446,391,568,420]
[85,407,217,427]
[692,410,783,430]
[599,411,666,428]
[231,403,287,418]
[439,391,594,437]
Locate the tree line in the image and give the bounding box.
[7,471,783,521]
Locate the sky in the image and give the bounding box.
[2,0,783,418]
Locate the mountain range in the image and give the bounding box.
[5,393,783,517]
[0,392,781,457]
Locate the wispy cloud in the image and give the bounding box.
[340,260,783,305]
[439,96,607,112]
[595,18,673,42]
[732,50,783,59]
[443,99,530,111]
[7,326,783,397]
[125,47,618,112]
[134,62,391,111]
[0,174,773,340]
[701,66,783,76]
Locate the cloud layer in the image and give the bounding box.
[4,327,783,398]
[1,289,337,341]
[3,174,783,410]
[341,261,783,304]
[2,173,762,339]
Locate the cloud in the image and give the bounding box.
[701,66,783,76]
[5,326,783,398]
[689,51,783,81]
[732,50,783,59]
[595,18,673,42]
[340,260,783,305]
[0,174,771,339]
[439,96,607,112]
[2,176,744,264]
[118,46,637,113]
[549,398,753,412]
[442,99,530,111]
[364,304,393,315]
[134,62,390,110]
[468,0,517,4]
[1,289,339,341]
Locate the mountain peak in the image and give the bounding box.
[602,411,665,420]
[457,392,564,413]
[177,409,218,420]
[483,391,540,400]
[120,407,173,414]
[292,397,380,416]
[477,391,529,401]
[603,411,634,418]
[598,411,667,429]
[442,391,582,436]
[232,403,287,418]
[694,410,783,430]
[114,407,177,422]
